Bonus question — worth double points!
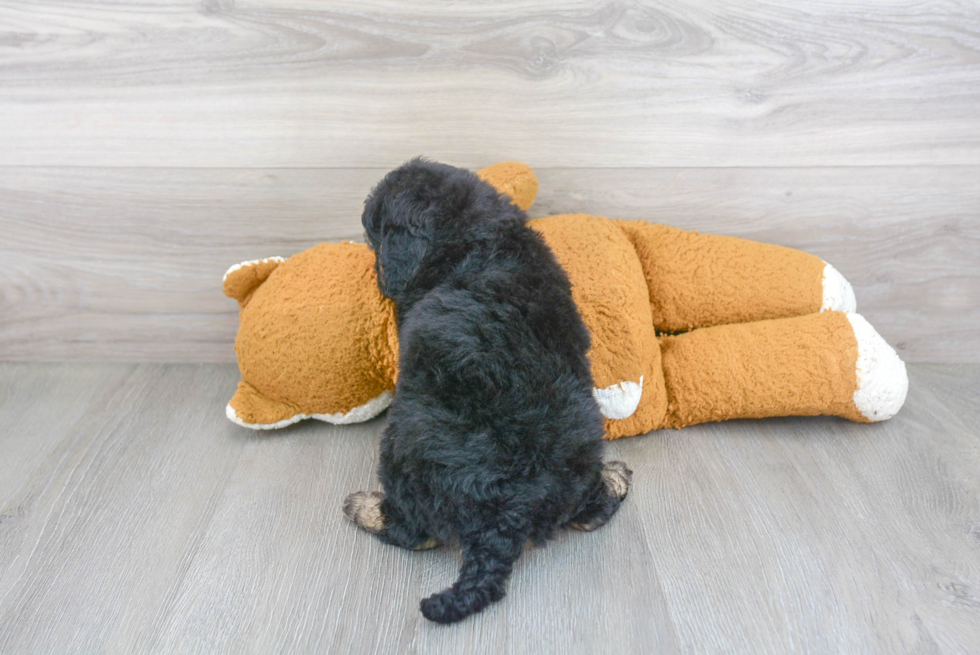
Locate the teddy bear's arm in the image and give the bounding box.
[659,311,907,428]
[615,220,855,333]
[222,256,285,308]
[227,379,394,430]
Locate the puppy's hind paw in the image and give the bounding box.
[569,461,633,532]
[343,491,386,534]
[602,461,633,500]
[569,519,602,532]
[413,537,440,551]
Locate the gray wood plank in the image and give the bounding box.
[1,363,979,653]
[0,363,682,654]
[607,363,980,653]
[0,363,138,586]
[1,166,976,363]
[144,398,680,654]
[1,1,978,167]
[0,364,133,505]
[792,365,980,653]
[0,363,248,653]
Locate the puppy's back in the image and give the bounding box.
[366,159,607,623]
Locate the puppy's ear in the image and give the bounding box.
[361,187,384,251]
[369,191,434,303]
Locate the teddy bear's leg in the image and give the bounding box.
[615,220,855,333]
[659,311,907,428]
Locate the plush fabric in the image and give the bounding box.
[615,221,826,331]
[222,162,908,437]
[224,243,399,428]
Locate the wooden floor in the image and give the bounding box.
[1,363,977,654]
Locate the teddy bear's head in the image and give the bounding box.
[224,243,400,428]
[223,162,540,429]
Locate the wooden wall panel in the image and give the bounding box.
[0,0,976,361]
[0,0,978,167]
[1,166,976,362]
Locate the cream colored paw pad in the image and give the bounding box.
[846,312,908,421]
[821,262,857,313]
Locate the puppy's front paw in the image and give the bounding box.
[602,461,633,500]
[343,491,386,534]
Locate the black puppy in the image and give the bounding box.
[344,158,632,624]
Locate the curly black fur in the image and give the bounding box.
[348,158,630,624]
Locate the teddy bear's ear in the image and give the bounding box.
[477,162,539,211]
[222,256,285,307]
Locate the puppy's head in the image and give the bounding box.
[361,157,499,305]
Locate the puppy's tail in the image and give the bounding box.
[420,527,525,624]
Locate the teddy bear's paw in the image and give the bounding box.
[226,381,306,429]
[821,262,857,313]
[846,312,908,421]
[226,402,304,430]
[226,381,394,430]
[316,390,394,425]
[592,376,644,420]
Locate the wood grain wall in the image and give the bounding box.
[1,0,978,362]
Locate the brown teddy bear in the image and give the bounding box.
[222,162,907,439]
